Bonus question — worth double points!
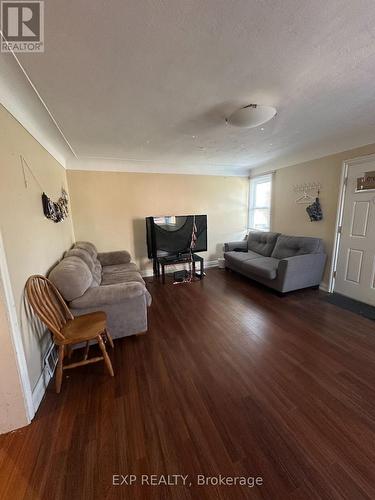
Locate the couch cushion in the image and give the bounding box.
[49,256,93,301]
[101,270,145,286]
[65,247,95,272]
[271,235,323,259]
[102,262,138,274]
[243,257,279,280]
[224,250,262,268]
[92,261,102,285]
[74,242,103,284]
[247,231,280,257]
[101,262,144,285]
[74,241,97,259]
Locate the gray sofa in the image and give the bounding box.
[224,232,326,293]
[49,241,151,339]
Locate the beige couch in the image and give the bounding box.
[49,241,151,339]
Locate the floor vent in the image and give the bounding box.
[44,343,58,377]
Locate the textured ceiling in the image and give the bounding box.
[15,0,375,175]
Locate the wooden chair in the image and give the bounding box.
[26,275,114,393]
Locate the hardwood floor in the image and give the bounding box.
[1,268,375,499]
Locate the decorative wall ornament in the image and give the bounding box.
[21,155,69,223]
[41,189,69,223]
[306,197,323,222]
[292,181,323,221]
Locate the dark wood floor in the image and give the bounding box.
[1,269,375,499]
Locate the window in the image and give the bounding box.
[248,174,273,231]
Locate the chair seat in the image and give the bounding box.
[60,311,107,344]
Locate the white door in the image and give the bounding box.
[335,161,375,306]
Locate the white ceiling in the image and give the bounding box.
[5,0,375,175]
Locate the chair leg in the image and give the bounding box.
[98,335,114,377]
[56,345,65,394]
[105,328,114,349]
[83,341,90,360]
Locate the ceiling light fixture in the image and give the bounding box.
[226,104,277,128]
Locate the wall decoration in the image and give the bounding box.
[293,182,321,204]
[21,155,69,223]
[41,189,69,223]
[306,197,323,222]
[293,182,323,221]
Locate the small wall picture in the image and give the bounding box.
[357,171,375,191]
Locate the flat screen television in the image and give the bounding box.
[146,215,207,259]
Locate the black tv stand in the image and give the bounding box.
[155,253,204,284]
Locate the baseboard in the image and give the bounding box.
[205,260,218,268]
[140,260,218,277]
[140,268,156,277]
[32,365,53,412]
[319,282,329,292]
[32,342,57,413]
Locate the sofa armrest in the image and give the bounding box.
[224,240,248,252]
[97,250,131,266]
[69,282,148,308]
[277,253,327,292]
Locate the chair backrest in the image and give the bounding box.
[26,275,74,342]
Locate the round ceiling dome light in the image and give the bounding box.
[226,104,277,128]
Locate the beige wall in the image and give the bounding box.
[67,170,249,271]
[0,105,74,391]
[270,143,375,286]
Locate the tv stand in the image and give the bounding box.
[155,254,204,284]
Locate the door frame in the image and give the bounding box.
[0,229,34,424]
[329,152,375,293]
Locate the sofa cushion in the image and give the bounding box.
[74,242,103,284]
[224,250,262,268]
[102,262,143,285]
[49,256,93,301]
[101,270,145,286]
[98,250,131,266]
[92,261,102,286]
[271,235,323,259]
[103,262,138,274]
[65,248,95,272]
[247,231,280,257]
[74,241,97,259]
[243,257,279,280]
[69,282,147,308]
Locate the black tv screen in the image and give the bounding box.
[146,215,207,259]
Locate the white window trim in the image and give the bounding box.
[248,173,273,232]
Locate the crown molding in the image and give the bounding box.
[0,34,76,168]
[67,156,250,177]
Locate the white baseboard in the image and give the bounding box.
[140,268,156,277]
[32,365,53,412]
[319,282,329,292]
[140,259,218,277]
[32,342,57,413]
[206,259,219,268]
